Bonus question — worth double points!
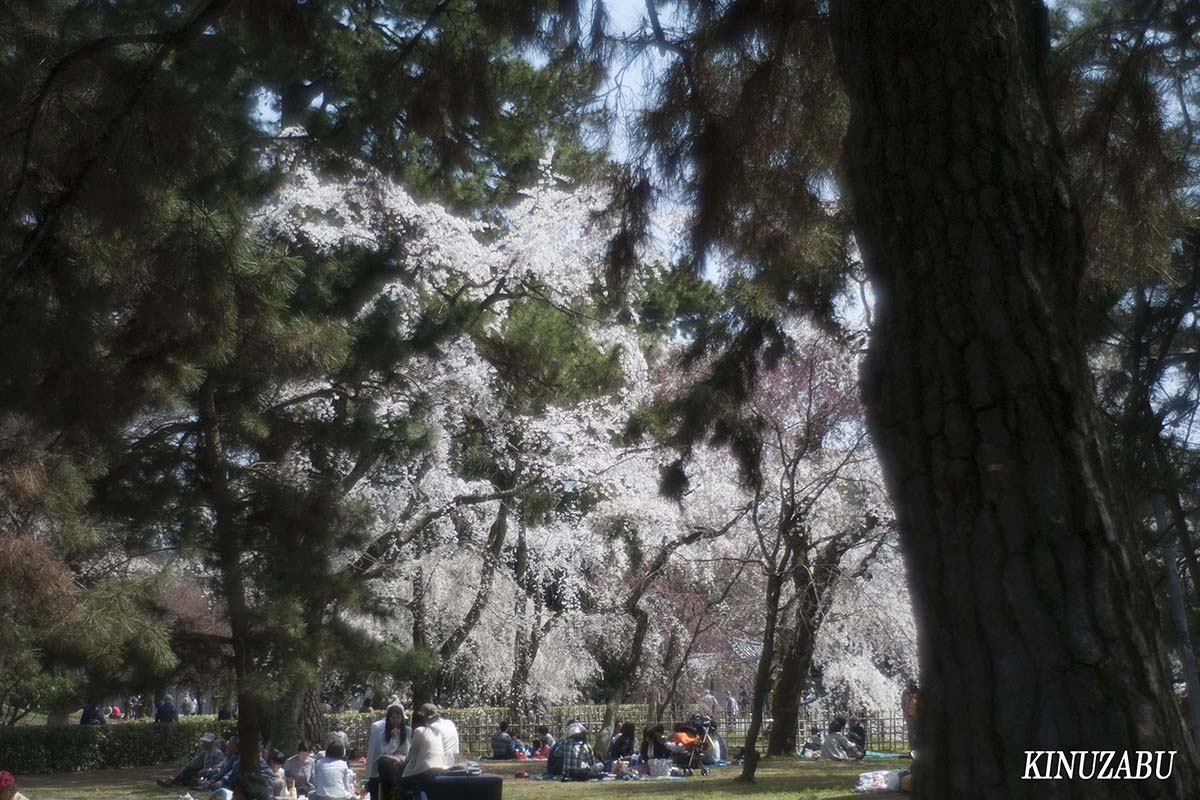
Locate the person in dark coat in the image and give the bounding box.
[156,695,180,723]
[491,720,516,759]
[80,705,106,726]
[639,726,671,761]
[847,716,867,754]
[607,722,636,760]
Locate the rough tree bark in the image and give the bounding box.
[830,1,1200,796]
[199,381,260,781]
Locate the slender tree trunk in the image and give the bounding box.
[410,528,432,707]
[199,381,260,781]
[831,2,1199,795]
[412,481,513,706]
[769,543,847,756]
[595,606,650,755]
[739,561,787,782]
[508,524,530,723]
[767,616,814,757]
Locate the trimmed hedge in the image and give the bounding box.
[0,704,668,775]
[0,716,236,775]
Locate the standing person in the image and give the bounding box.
[156,695,179,723]
[400,709,448,798]
[724,692,740,718]
[425,705,460,764]
[698,689,719,719]
[900,680,919,751]
[283,741,316,795]
[365,702,409,800]
[309,740,356,800]
[0,772,28,800]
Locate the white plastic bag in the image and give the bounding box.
[855,769,901,792]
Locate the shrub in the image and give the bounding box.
[0,716,235,775]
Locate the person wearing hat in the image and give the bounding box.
[0,772,28,800]
[157,731,225,787]
[558,721,597,778]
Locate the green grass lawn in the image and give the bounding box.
[14,757,908,800]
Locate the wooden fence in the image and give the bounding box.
[336,705,911,757]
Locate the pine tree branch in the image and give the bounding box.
[4,0,244,287]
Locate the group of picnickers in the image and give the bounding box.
[149,680,924,799]
[153,702,462,800]
[155,731,337,800]
[482,715,727,781]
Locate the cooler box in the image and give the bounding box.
[421,773,503,800]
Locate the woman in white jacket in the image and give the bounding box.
[365,702,410,800]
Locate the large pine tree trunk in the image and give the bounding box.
[199,382,261,782]
[830,2,1199,796]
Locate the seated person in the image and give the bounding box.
[550,722,597,779]
[607,722,636,760]
[799,726,824,756]
[205,738,276,797]
[310,740,357,800]
[820,716,862,761]
[401,708,449,796]
[158,731,225,787]
[271,776,290,800]
[0,771,29,800]
[267,750,286,785]
[848,716,867,753]
[537,725,555,748]
[203,734,241,792]
[283,741,316,795]
[230,772,273,800]
[80,705,106,725]
[490,720,516,759]
[640,725,671,762]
